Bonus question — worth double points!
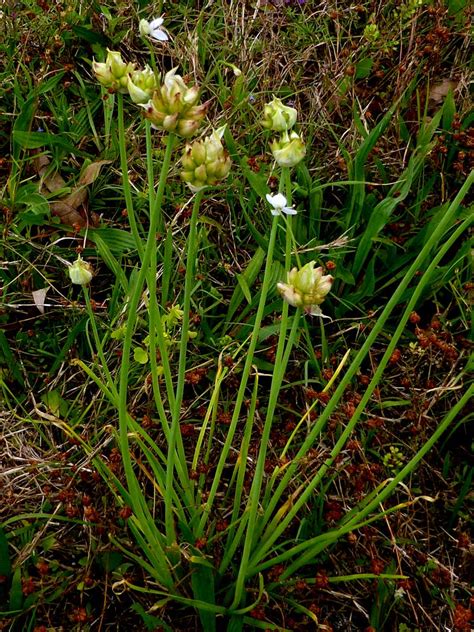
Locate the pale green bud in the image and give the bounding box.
[262,97,298,132]
[68,256,93,286]
[271,131,306,168]
[177,118,201,138]
[277,261,333,315]
[180,126,231,191]
[106,50,128,78]
[163,112,179,131]
[128,66,158,103]
[191,141,206,164]
[140,67,208,137]
[92,49,135,93]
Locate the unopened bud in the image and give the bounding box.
[271,131,306,168]
[277,261,333,315]
[92,49,135,93]
[68,256,93,286]
[140,68,208,137]
[127,66,158,104]
[262,96,298,132]
[180,126,231,191]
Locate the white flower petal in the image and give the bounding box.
[271,193,287,208]
[149,17,164,29]
[270,209,282,216]
[283,206,297,215]
[150,29,169,41]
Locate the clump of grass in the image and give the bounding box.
[1,1,472,631]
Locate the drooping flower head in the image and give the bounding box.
[266,193,297,216]
[140,68,209,137]
[271,130,306,167]
[262,96,298,132]
[92,49,135,93]
[139,16,169,42]
[277,261,333,315]
[180,126,232,191]
[68,256,93,286]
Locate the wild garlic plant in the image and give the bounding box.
[68,15,474,629]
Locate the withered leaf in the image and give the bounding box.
[79,160,111,186]
[32,287,49,314]
[33,154,104,227]
[429,79,458,105]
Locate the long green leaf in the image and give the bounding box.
[191,563,216,632]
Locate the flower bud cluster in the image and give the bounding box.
[127,66,159,104]
[140,68,209,138]
[262,97,297,132]
[92,35,208,138]
[277,261,333,315]
[180,127,231,191]
[262,96,306,168]
[92,50,135,94]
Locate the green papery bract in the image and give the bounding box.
[92,50,135,93]
[298,261,321,293]
[128,77,152,104]
[180,127,232,190]
[271,131,306,168]
[107,50,128,77]
[278,261,333,312]
[262,96,298,132]
[140,68,208,137]
[68,257,93,285]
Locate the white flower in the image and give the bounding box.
[139,16,169,42]
[266,193,297,216]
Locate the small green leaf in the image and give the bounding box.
[355,58,374,80]
[9,567,23,611]
[235,273,252,305]
[0,528,12,577]
[133,347,149,364]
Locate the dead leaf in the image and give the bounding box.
[32,287,49,314]
[33,154,101,228]
[50,189,89,227]
[35,154,67,193]
[429,79,458,105]
[79,160,111,186]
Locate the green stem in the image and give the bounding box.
[145,122,176,431]
[230,309,301,609]
[103,91,115,152]
[165,190,204,544]
[247,173,473,571]
[117,133,176,590]
[117,92,144,259]
[195,214,280,538]
[83,287,117,397]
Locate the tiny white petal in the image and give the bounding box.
[272,193,288,208]
[140,16,169,41]
[150,28,169,41]
[270,209,281,216]
[149,17,164,29]
[283,206,297,215]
